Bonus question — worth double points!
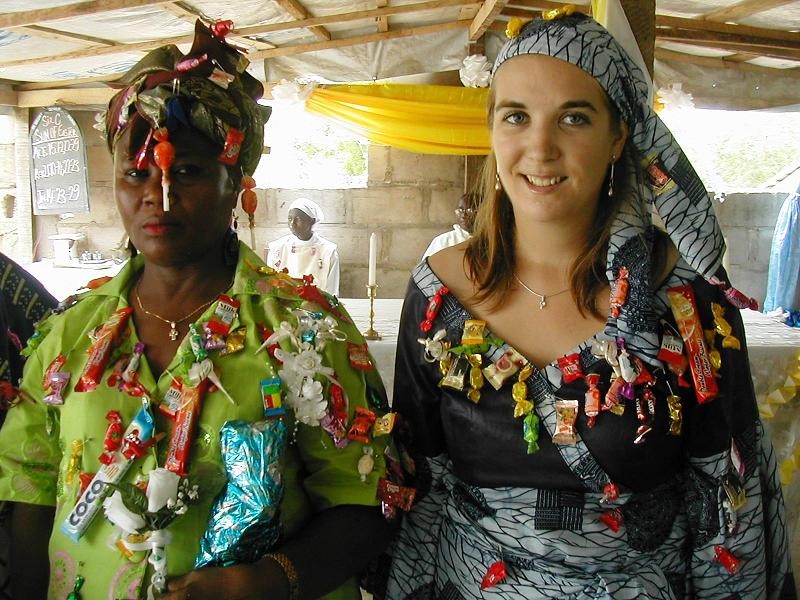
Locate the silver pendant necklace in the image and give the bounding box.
[513,275,569,309]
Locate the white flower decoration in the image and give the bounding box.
[103,491,146,534]
[146,468,180,513]
[459,54,491,88]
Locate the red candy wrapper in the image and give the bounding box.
[347,407,377,443]
[714,544,741,575]
[481,561,508,590]
[207,295,239,336]
[558,353,584,383]
[666,285,718,404]
[42,354,66,391]
[75,308,132,392]
[602,482,620,502]
[376,478,416,511]
[164,379,209,475]
[610,266,629,318]
[98,410,124,465]
[420,286,449,333]
[347,342,373,371]
[600,508,623,532]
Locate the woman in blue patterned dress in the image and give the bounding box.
[384,10,795,600]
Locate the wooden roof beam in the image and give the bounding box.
[161,2,275,50]
[376,0,389,33]
[251,20,467,60]
[656,14,800,43]
[658,39,800,62]
[656,47,800,79]
[231,0,477,37]
[701,0,797,24]
[274,0,332,41]
[0,0,172,29]
[10,25,115,46]
[469,0,509,41]
[0,0,476,71]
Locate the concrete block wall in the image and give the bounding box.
[252,145,464,298]
[22,112,786,304]
[31,110,465,299]
[715,191,788,306]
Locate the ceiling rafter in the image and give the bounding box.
[0,0,475,71]
[250,20,467,60]
[273,0,331,41]
[0,0,172,29]
[161,2,275,50]
[701,0,796,23]
[656,46,800,79]
[469,0,509,41]
[11,25,115,46]
[376,0,389,33]
[657,29,800,62]
[656,15,800,43]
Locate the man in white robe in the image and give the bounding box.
[422,192,480,259]
[266,198,340,296]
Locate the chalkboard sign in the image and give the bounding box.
[30,107,90,215]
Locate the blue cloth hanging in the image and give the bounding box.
[764,186,800,312]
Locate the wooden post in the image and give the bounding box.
[619,0,655,77]
[12,107,34,264]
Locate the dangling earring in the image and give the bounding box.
[607,156,616,198]
[495,173,502,191]
[223,212,239,266]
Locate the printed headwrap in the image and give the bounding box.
[103,20,270,178]
[288,198,324,223]
[492,12,727,365]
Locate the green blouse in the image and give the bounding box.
[0,243,390,599]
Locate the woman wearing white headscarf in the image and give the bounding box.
[266,198,340,296]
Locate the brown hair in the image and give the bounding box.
[463,88,628,318]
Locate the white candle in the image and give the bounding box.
[368,232,377,286]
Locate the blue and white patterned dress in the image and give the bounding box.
[382,259,795,600]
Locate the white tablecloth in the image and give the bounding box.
[339,298,404,401]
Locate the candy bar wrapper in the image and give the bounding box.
[164,379,209,476]
[666,285,718,404]
[61,403,155,541]
[207,295,240,336]
[75,308,133,392]
[195,419,287,568]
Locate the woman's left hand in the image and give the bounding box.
[158,559,288,600]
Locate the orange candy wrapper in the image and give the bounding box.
[666,285,718,404]
[164,379,210,476]
[75,308,133,392]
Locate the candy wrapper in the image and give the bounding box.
[666,285,718,404]
[75,308,132,392]
[195,419,287,568]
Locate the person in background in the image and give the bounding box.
[764,182,800,316]
[385,10,794,599]
[266,198,340,296]
[0,21,395,600]
[0,253,56,600]
[421,192,480,260]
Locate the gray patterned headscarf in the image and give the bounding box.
[493,12,726,364]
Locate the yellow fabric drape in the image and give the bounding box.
[305,83,490,155]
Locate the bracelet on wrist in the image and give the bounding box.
[266,552,300,600]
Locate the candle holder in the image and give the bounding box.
[363,284,382,340]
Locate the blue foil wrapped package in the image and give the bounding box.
[195,419,287,568]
